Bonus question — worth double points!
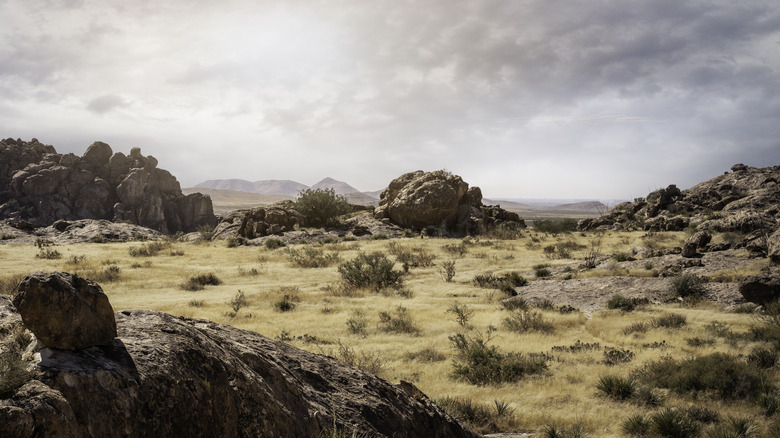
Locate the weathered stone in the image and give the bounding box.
[770,229,780,264]
[0,290,477,437]
[739,271,780,304]
[12,272,117,350]
[80,141,112,169]
[682,242,698,258]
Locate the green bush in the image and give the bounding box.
[294,188,351,227]
[649,408,700,438]
[447,303,474,328]
[449,330,547,385]
[652,314,687,329]
[596,375,636,401]
[622,414,651,437]
[264,238,286,249]
[533,219,578,234]
[472,272,527,294]
[337,252,403,293]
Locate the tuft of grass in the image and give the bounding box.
[180,272,222,291]
[0,325,33,398]
[668,272,708,301]
[405,347,446,362]
[378,306,420,335]
[285,247,340,268]
[449,330,547,385]
[596,375,636,401]
[128,241,166,257]
[649,408,700,438]
[607,294,649,312]
[503,309,555,334]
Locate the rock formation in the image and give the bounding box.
[739,270,780,305]
[1,273,477,438]
[0,138,217,234]
[211,204,304,240]
[578,164,780,254]
[374,170,525,235]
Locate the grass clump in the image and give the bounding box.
[378,306,420,335]
[285,247,340,268]
[405,347,446,362]
[472,272,527,294]
[503,309,555,334]
[668,272,708,301]
[0,325,33,398]
[337,252,404,293]
[180,272,222,291]
[607,294,649,312]
[264,238,286,249]
[438,259,456,282]
[596,374,636,401]
[128,241,166,257]
[534,218,578,234]
[346,310,368,336]
[335,342,384,375]
[449,329,547,385]
[435,397,519,434]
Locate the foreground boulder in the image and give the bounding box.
[12,272,116,350]
[1,277,476,438]
[375,170,525,235]
[0,138,217,234]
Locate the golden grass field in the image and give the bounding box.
[1,230,777,437]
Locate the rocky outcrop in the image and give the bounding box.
[12,272,116,350]
[0,138,217,234]
[211,204,304,240]
[770,229,780,264]
[1,275,477,438]
[374,170,525,235]
[739,270,780,304]
[578,164,780,244]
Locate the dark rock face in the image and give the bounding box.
[12,272,116,350]
[374,170,525,235]
[0,290,476,438]
[739,271,780,304]
[0,138,217,234]
[767,229,780,264]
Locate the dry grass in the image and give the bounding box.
[0,230,775,436]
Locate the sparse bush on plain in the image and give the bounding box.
[180,272,222,291]
[649,408,700,438]
[607,294,649,312]
[337,252,404,293]
[438,259,456,282]
[285,247,340,268]
[668,272,708,301]
[447,302,475,328]
[472,272,527,294]
[346,310,367,336]
[335,341,384,375]
[294,188,351,227]
[449,329,547,385]
[435,396,520,434]
[264,238,286,249]
[405,347,446,362]
[503,309,554,334]
[378,305,420,335]
[533,219,578,234]
[128,241,166,257]
[596,375,636,401]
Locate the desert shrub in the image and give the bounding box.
[389,244,435,268]
[346,310,367,336]
[405,347,446,362]
[337,252,403,293]
[264,238,286,249]
[435,397,518,434]
[443,242,468,257]
[378,306,420,335]
[503,309,554,334]
[634,353,770,400]
[335,342,383,375]
[447,303,475,328]
[649,408,700,438]
[533,219,578,234]
[197,224,214,241]
[757,391,780,416]
[274,288,300,312]
[747,346,777,369]
[294,188,351,227]
[613,252,635,262]
[128,241,166,257]
[500,297,528,311]
[603,347,635,365]
[35,247,62,259]
[607,294,649,312]
[596,375,636,401]
[540,423,589,438]
[438,260,456,282]
[668,272,708,301]
[449,330,547,385]
[706,417,757,438]
[684,405,720,425]
[0,325,33,398]
[65,254,87,265]
[622,414,651,437]
[652,314,687,329]
[188,299,205,307]
[535,267,551,278]
[229,290,247,313]
[84,265,121,283]
[486,222,524,240]
[686,337,715,347]
[472,272,527,294]
[285,247,340,268]
[180,272,222,291]
[0,273,25,296]
[623,321,650,335]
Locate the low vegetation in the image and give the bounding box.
[1,230,776,436]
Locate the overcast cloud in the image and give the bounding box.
[2,0,779,199]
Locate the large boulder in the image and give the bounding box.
[11,272,117,350]
[0,283,477,437]
[768,229,780,264]
[739,271,780,304]
[374,170,524,234]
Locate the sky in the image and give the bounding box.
[2,0,780,200]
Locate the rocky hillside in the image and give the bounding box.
[0,138,216,234]
[1,272,477,438]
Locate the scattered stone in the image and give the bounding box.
[12,272,117,350]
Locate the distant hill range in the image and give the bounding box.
[190,178,609,218]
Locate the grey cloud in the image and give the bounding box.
[86,94,129,114]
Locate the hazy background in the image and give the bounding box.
[2,0,779,199]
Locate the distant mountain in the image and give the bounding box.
[311,177,359,195]
[195,179,307,197]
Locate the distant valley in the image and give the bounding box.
[189,177,610,218]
